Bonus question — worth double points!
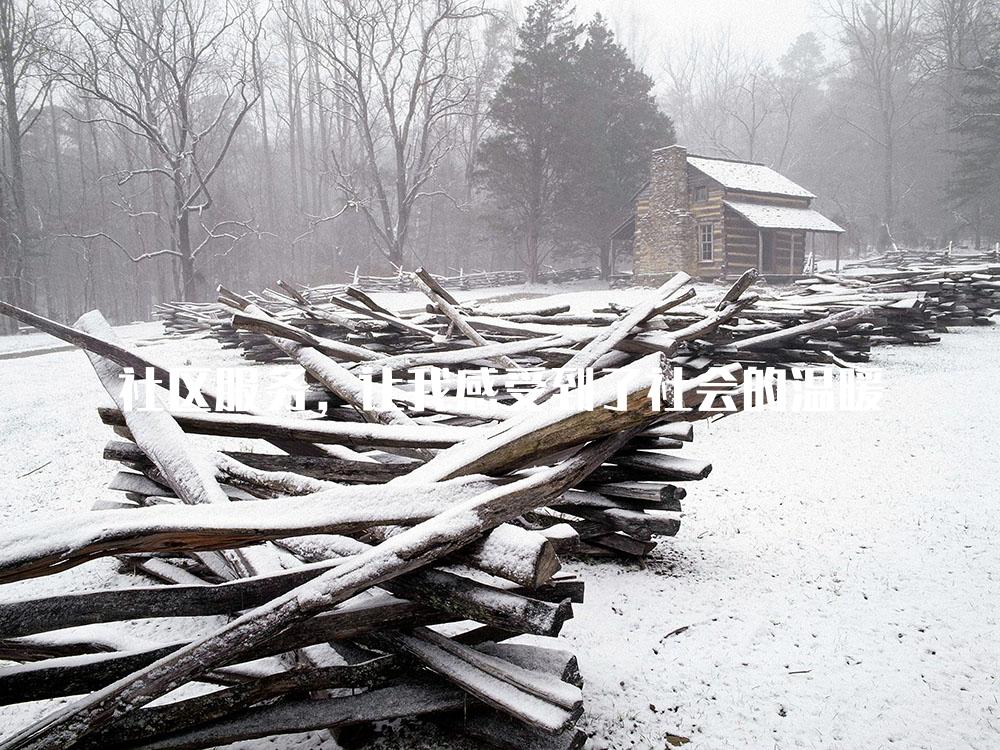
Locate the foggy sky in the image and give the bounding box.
[555,0,836,70]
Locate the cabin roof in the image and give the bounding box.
[610,214,636,241]
[723,200,845,233]
[688,155,815,199]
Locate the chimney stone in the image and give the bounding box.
[634,145,698,282]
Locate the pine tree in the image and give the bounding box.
[477,0,580,282]
[949,48,1000,249]
[478,6,674,280]
[563,14,675,277]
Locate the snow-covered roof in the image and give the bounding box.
[689,156,815,198]
[723,200,845,233]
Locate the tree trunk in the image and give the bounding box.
[2,47,28,311]
[881,116,895,250]
[285,17,300,212]
[148,139,172,308]
[973,204,982,251]
[388,237,404,269]
[178,209,196,302]
[526,219,540,284]
[527,141,543,284]
[0,184,14,334]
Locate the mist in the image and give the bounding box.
[0,0,997,325]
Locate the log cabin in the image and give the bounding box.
[609,145,845,283]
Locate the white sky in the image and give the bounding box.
[513,0,837,71]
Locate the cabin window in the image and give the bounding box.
[694,185,709,202]
[699,223,714,261]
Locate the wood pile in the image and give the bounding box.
[768,263,1000,343]
[153,300,233,336]
[839,265,1000,328]
[679,305,877,370]
[154,267,603,351]
[538,267,603,284]
[610,252,996,346]
[4,256,995,747]
[436,272,873,368]
[733,281,936,348]
[843,246,999,269]
[0,275,753,749]
[154,266,884,373]
[348,267,601,292]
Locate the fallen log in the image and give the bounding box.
[413,268,519,370]
[383,626,582,734]
[0,428,641,749]
[97,406,474,449]
[0,556,572,641]
[725,306,878,351]
[527,273,691,402]
[0,475,494,583]
[104,440,410,484]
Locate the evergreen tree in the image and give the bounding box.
[949,47,1000,249]
[477,0,580,282]
[478,4,674,280]
[563,14,675,276]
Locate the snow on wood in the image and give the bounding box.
[3,268,904,749]
[97,404,476,448]
[0,474,496,582]
[687,155,816,198]
[385,627,580,734]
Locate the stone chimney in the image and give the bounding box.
[634,145,697,282]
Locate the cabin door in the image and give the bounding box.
[760,231,776,274]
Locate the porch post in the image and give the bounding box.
[757,229,763,272]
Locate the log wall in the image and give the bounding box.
[721,191,810,280]
[625,168,814,282]
[689,170,725,280]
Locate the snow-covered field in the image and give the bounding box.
[1,292,998,749]
[568,327,1000,749]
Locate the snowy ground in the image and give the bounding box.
[567,327,1000,749]
[0,288,998,749]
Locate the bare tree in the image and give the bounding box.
[662,31,777,162]
[660,33,703,148]
[457,14,510,202]
[0,0,55,324]
[56,0,264,301]
[826,0,925,245]
[719,55,777,162]
[773,32,826,170]
[606,0,654,73]
[3,0,994,319]
[923,0,997,73]
[289,0,486,269]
